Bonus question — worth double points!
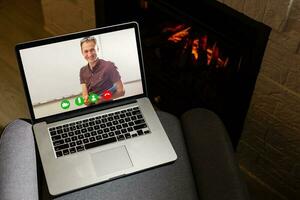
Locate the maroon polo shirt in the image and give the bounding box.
[80,59,121,95]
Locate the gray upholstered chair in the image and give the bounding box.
[0,108,249,200]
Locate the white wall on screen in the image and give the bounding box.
[99,28,141,83]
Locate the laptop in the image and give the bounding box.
[15,22,177,196]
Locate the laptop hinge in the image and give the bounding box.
[43,99,138,124]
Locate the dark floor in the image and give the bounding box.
[240,166,287,200]
[0,0,287,199]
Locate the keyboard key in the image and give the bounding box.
[51,106,147,158]
[55,144,69,151]
[76,140,83,145]
[76,125,82,129]
[63,128,69,132]
[50,130,57,136]
[71,136,78,141]
[85,137,117,150]
[78,134,84,139]
[89,137,96,142]
[125,133,131,139]
[63,149,70,155]
[132,110,141,115]
[53,139,64,146]
[96,135,102,140]
[68,132,74,137]
[56,126,63,130]
[70,148,76,154]
[64,138,71,143]
[52,135,61,141]
[134,124,147,130]
[76,145,85,152]
[134,119,145,125]
[56,151,63,157]
[131,133,138,137]
[109,132,115,137]
[70,142,76,147]
[117,135,125,141]
[137,130,144,136]
[83,139,89,144]
[115,130,121,135]
[57,129,63,134]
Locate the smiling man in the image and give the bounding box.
[79,36,125,105]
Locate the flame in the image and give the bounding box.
[192,39,199,61]
[168,27,191,43]
[207,48,212,65]
[166,24,229,68]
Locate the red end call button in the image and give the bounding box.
[102,90,112,100]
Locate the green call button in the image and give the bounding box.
[89,93,99,103]
[61,99,70,109]
[75,96,84,106]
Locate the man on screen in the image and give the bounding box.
[79,36,125,105]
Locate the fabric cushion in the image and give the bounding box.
[181,108,249,200]
[0,119,38,200]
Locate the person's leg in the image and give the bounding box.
[0,119,38,200]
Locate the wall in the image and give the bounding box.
[217,0,300,199]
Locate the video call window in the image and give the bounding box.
[20,28,144,119]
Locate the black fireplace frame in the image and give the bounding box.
[95,0,271,148]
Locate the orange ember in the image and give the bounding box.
[192,39,199,61]
[168,27,191,43]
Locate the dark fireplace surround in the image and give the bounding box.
[96,0,271,148]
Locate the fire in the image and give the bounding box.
[165,24,229,68]
[192,39,199,61]
[167,27,191,43]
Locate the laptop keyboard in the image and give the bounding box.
[48,107,151,158]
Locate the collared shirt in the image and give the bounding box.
[80,59,121,95]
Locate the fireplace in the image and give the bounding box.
[96,0,271,148]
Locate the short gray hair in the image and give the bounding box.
[80,36,97,48]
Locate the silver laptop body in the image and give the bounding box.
[15,22,177,196]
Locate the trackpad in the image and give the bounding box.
[91,146,133,177]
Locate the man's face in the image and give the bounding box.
[81,41,98,63]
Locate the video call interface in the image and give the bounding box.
[19,28,144,119]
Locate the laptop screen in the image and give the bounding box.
[17,23,145,120]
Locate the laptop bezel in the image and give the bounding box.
[15,22,148,124]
